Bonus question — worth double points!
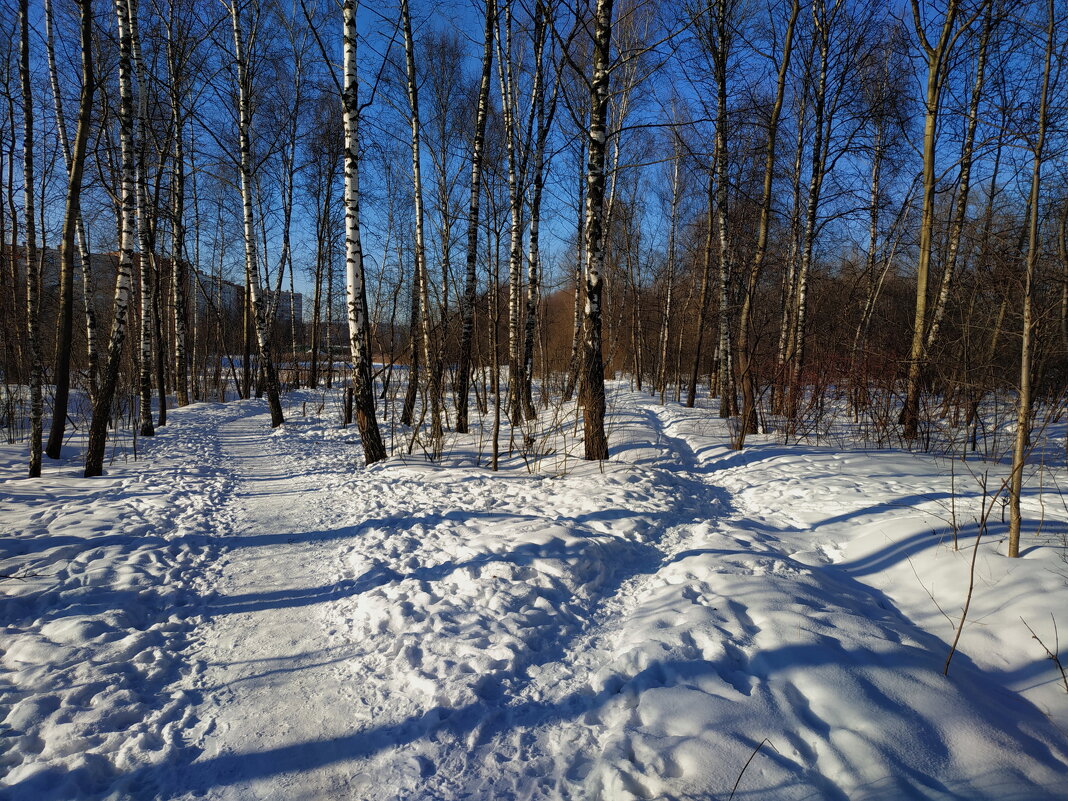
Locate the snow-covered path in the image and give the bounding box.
[4,389,1068,800]
[176,411,373,799]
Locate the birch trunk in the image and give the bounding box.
[401,0,441,451]
[456,0,495,433]
[168,11,190,408]
[496,5,526,426]
[129,0,155,437]
[785,0,832,428]
[228,0,284,426]
[522,1,551,422]
[563,144,584,403]
[20,0,42,477]
[342,0,386,464]
[85,0,138,476]
[46,0,95,459]
[581,0,613,460]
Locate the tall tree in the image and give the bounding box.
[85,0,139,476]
[341,0,386,464]
[20,0,42,477]
[1008,0,1056,558]
[227,0,284,427]
[456,0,496,434]
[45,0,97,459]
[580,0,613,460]
[901,0,975,439]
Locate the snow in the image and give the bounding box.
[2,385,1068,800]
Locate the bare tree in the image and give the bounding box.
[456,0,496,434]
[85,0,140,477]
[19,0,42,477]
[1008,0,1056,558]
[580,0,613,460]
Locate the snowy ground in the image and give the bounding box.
[3,386,1068,800]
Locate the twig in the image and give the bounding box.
[729,738,779,801]
[1021,615,1068,694]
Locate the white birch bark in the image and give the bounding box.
[401,0,441,451]
[20,0,42,477]
[227,0,284,427]
[581,0,613,460]
[86,0,139,476]
[456,0,496,433]
[342,0,386,463]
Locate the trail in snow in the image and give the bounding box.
[3,388,1068,800]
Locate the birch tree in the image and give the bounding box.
[226,0,284,427]
[45,0,96,459]
[19,0,42,477]
[456,0,496,434]
[86,0,139,476]
[401,0,442,453]
[580,0,613,460]
[341,0,386,464]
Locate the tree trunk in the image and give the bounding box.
[229,0,284,427]
[456,0,495,433]
[687,172,715,408]
[46,0,95,459]
[401,0,441,453]
[734,0,798,447]
[20,0,42,477]
[1008,0,1053,558]
[341,0,386,464]
[902,0,962,440]
[85,0,138,477]
[581,0,613,460]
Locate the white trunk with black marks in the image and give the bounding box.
[582,0,613,461]
[229,0,284,427]
[44,0,94,460]
[401,0,441,451]
[563,147,584,403]
[687,172,715,409]
[167,9,190,408]
[522,0,550,421]
[45,0,95,458]
[456,0,495,433]
[128,0,155,437]
[342,0,386,463]
[86,0,138,476]
[20,0,42,477]
[496,4,525,426]
[850,125,884,393]
[171,90,189,406]
[711,0,733,419]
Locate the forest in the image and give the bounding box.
[2,0,1068,798]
